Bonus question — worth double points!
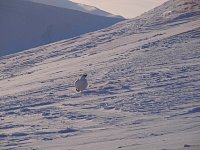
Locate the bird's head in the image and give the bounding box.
[82,74,87,78]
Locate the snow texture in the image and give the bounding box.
[0,0,200,149]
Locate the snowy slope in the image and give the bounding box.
[0,0,200,150]
[27,0,123,18]
[0,0,123,56]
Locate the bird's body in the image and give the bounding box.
[75,74,88,92]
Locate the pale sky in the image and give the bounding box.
[71,0,168,18]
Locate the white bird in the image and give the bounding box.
[74,74,88,92]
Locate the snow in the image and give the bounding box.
[0,0,123,56]
[0,0,200,150]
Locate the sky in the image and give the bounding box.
[71,0,168,18]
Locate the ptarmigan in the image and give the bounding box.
[74,74,88,92]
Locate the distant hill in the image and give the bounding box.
[27,0,123,18]
[0,0,123,56]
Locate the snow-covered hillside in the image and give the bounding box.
[27,0,123,18]
[0,0,200,150]
[0,0,123,56]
